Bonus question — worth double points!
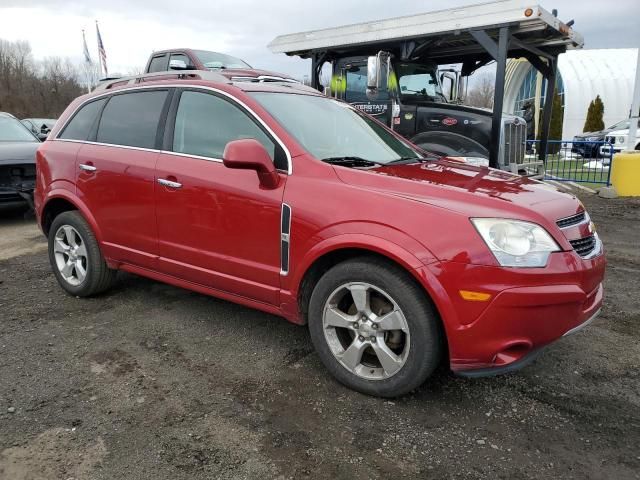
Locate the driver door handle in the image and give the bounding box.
[157,178,182,189]
[79,163,97,172]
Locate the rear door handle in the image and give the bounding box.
[79,163,97,172]
[157,178,182,189]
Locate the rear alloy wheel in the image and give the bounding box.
[53,225,88,286]
[48,211,117,296]
[308,258,442,397]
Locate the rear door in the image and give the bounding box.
[76,89,171,268]
[154,88,287,304]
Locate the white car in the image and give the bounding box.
[599,120,640,156]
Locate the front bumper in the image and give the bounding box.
[455,307,601,378]
[416,249,605,375]
[0,164,36,210]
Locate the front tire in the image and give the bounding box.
[308,257,442,397]
[48,211,117,296]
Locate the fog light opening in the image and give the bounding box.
[493,342,532,366]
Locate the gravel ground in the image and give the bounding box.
[0,193,638,480]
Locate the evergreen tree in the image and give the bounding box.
[548,92,564,154]
[537,92,564,154]
[582,95,605,132]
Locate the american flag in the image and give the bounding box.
[96,21,108,76]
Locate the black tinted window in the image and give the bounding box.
[97,91,167,149]
[59,98,106,141]
[172,90,279,164]
[148,54,168,73]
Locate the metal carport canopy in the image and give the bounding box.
[267,0,583,62]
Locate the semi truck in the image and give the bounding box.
[268,0,583,173]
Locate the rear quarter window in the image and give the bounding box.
[96,90,168,149]
[58,98,107,141]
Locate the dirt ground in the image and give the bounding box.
[0,192,638,480]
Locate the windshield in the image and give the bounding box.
[0,116,38,142]
[607,119,639,131]
[397,63,446,103]
[250,93,423,165]
[194,50,251,69]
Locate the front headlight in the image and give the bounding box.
[471,218,560,267]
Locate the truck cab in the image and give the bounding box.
[269,1,584,175]
[332,55,524,164]
[144,48,297,83]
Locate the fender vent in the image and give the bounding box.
[280,204,291,275]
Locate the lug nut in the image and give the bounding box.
[353,322,359,329]
[370,336,377,343]
[372,324,378,330]
[358,335,365,342]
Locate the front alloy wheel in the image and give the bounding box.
[308,257,442,397]
[323,282,410,380]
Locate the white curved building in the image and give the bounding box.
[504,48,639,139]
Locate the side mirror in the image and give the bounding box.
[440,71,458,102]
[222,139,280,189]
[367,56,380,90]
[169,59,188,70]
[367,51,391,92]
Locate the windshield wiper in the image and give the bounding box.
[386,156,430,164]
[321,156,385,167]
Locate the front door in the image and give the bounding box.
[76,89,170,268]
[155,89,287,305]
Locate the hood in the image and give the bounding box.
[333,159,583,224]
[574,129,611,139]
[606,129,628,136]
[0,142,39,165]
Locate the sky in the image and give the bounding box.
[1,0,639,80]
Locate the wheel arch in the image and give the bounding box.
[41,191,102,242]
[292,236,444,327]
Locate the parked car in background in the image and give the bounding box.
[0,112,39,211]
[144,48,297,83]
[600,119,640,156]
[572,118,640,158]
[21,118,57,141]
[35,71,605,397]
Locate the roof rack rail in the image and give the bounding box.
[94,70,231,91]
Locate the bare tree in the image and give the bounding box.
[465,73,495,109]
[0,38,84,118]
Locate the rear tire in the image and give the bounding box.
[308,257,442,397]
[48,211,117,296]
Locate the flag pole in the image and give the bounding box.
[82,29,92,93]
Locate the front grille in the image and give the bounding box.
[502,120,527,165]
[569,235,597,258]
[556,211,586,229]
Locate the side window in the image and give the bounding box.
[59,98,107,141]
[97,91,168,149]
[172,90,284,168]
[148,54,168,73]
[169,53,191,69]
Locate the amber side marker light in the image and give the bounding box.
[459,290,492,302]
[524,8,534,17]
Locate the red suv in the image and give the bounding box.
[35,71,605,397]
